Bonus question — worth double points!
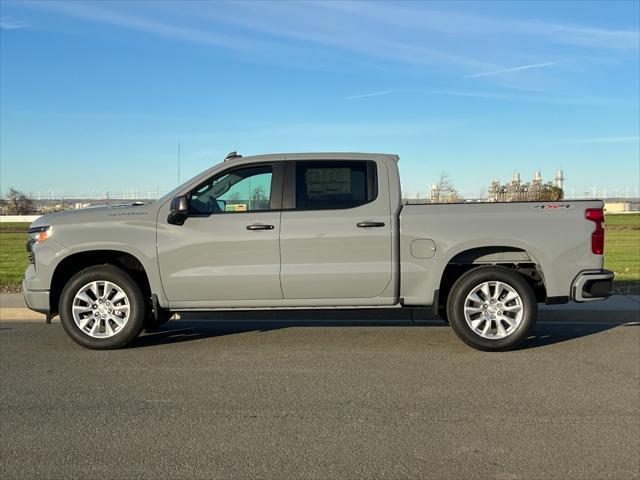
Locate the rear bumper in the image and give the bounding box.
[22,280,50,314]
[572,269,614,302]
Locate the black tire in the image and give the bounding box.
[59,265,146,349]
[446,266,537,351]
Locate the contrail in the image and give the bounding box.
[465,62,558,78]
[345,90,396,100]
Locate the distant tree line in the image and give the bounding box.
[0,188,37,215]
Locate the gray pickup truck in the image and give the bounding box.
[24,152,613,350]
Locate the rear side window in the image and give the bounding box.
[295,161,377,210]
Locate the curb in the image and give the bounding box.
[0,308,47,321]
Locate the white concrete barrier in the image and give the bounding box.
[0,215,41,223]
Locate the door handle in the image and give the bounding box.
[357,221,385,228]
[246,224,275,230]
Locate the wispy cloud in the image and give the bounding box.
[189,3,495,70]
[533,23,639,51]
[26,1,255,51]
[320,2,640,51]
[0,16,28,29]
[27,1,497,71]
[570,136,640,144]
[19,0,640,81]
[465,62,559,78]
[344,88,607,105]
[345,90,397,100]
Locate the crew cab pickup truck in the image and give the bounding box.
[24,152,614,350]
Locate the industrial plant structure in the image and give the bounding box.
[488,169,565,202]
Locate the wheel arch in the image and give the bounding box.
[49,249,153,315]
[435,245,548,315]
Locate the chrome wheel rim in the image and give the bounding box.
[72,281,130,338]
[463,281,524,339]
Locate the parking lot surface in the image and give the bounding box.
[1,313,639,479]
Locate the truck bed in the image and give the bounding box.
[398,200,605,305]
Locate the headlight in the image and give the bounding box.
[28,225,52,245]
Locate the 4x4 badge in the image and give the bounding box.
[532,203,573,210]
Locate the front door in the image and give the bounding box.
[157,162,283,304]
[279,159,393,300]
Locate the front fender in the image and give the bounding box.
[34,219,166,307]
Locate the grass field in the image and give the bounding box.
[1,214,639,293]
[603,213,640,293]
[0,222,31,291]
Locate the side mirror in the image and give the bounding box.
[168,195,189,225]
[171,195,189,212]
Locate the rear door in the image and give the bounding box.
[279,159,393,300]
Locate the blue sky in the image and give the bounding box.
[1,0,638,199]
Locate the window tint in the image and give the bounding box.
[190,165,272,214]
[295,161,376,210]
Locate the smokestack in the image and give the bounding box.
[555,169,565,190]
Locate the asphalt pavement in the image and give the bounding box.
[1,304,638,479]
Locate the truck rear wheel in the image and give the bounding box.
[59,265,145,349]
[447,266,537,351]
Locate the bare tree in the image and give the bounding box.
[432,173,461,203]
[6,188,36,215]
[436,173,455,193]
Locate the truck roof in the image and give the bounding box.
[224,152,400,163]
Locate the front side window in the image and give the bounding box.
[295,161,376,210]
[189,165,272,214]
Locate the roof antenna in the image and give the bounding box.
[225,151,241,161]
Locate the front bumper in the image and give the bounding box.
[22,281,50,314]
[23,263,50,314]
[572,269,614,302]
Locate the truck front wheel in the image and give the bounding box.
[59,265,145,349]
[447,266,537,351]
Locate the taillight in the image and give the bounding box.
[585,208,605,254]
